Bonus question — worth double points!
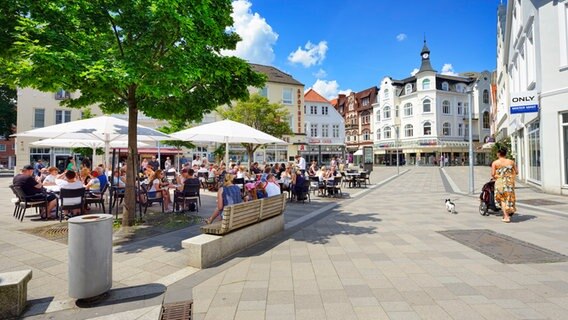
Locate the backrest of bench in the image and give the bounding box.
[259,193,287,221]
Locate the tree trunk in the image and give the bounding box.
[122,87,138,227]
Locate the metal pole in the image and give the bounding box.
[468,90,474,194]
[396,126,400,175]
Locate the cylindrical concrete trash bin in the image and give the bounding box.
[68,214,113,299]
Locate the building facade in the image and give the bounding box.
[496,0,568,194]
[302,89,345,165]
[334,87,378,164]
[373,42,492,166]
[0,138,16,169]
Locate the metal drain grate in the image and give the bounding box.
[161,300,192,320]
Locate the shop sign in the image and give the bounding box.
[510,91,539,114]
[419,139,439,146]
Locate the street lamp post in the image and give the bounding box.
[395,126,400,175]
[467,89,474,194]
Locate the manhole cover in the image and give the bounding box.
[161,301,192,320]
[438,229,568,264]
[517,199,565,206]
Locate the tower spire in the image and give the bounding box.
[417,40,435,74]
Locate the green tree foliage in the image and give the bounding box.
[217,94,291,164]
[0,85,16,139]
[0,0,265,226]
[490,137,514,162]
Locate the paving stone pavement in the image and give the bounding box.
[1,165,567,319]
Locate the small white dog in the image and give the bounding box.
[445,199,456,214]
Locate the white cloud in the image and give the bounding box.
[396,33,407,42]
[311,79,351,100]
[221,0,278,65]
[313,68,327,78]
[410,68,419,76]
[441,63,458,76]
[288,41,328,67]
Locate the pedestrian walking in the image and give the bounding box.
[491,147,518,223]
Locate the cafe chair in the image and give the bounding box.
[59,187,86,221]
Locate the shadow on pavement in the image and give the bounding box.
[75,283,166,308]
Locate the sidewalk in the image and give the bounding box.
[0,166,399,319]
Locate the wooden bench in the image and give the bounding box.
[183,194,287,268]
[0,270,33,318]
[201,193,287,235]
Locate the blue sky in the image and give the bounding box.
[222,0,502,99]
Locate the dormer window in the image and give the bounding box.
[405,84,412,95]
[442,82,449,91]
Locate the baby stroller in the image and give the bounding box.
[479,180,501,216]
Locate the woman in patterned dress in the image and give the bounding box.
[491,147,518,223]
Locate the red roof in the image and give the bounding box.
[304,89,330,103]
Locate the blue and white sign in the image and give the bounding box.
[510,91,539,114]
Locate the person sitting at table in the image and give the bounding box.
[80,167,91,185]
[95,166,108,192]
[112,169,126,188]
[280,166,293,190]
[291,169,307,201]
[250,162,262,175]
[148,169,172,209]
[308,160,318,177]
[59,170,86,217]
[13,165,58,219]
[176,168,199,191]
[205,173,243,224]
[85,170,101,192]
[264,174,281,197]
[42,167,61,186]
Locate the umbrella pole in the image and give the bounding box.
[110,148,116,219]
[225,141,229,165]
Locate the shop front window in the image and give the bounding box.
[528,120,541,182]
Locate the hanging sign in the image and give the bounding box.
[510,91,539,114]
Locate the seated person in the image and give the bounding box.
[264,174,282,197]
[95,166,108,192]
[148,169,171,209]
[59,170,85,217]
[12,165,58,219]
[176,168,200,192]
[85,170,101,193]
[112,169,126,189]
[205,173,243,224]
[42,167,61,186]
[292,169,307,200]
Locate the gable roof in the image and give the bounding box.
[250,63,304,86]
[304,89,330,103]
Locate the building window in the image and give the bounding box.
[0,145,5,152]
[362,97,370,106]
[423,99,431,113]
[442,122,451,136]
[383,106,391,119]
[332,124,340,138]
[384,89,389,99]
[310,105,317,115]
[442,82,449,91]
[384,127,392,139]
[404,124,413,137]
[304,123,307,135]
[310,124,318,137]
[55,89,71,100]
[422,79,431,90]
[483,89,489,104]
[528,120,541,182]
[322,124,329,137]
[464,102,469,115]
[442,100,450,114]
[403,103,413,116]
[259,86,268,97]
[282,88,293,104]
[363,131,370,141]
[339,105,344,113]
[458,123,463,136]
[34,108,45,128]
[423,122,432,135]
[457,102,463,115]
[376,111,381,122]
[55,110,71,124]
[405,84,412,95]
[322,106,328,115]
[376,129,381,140]
[562,114,568,185]
[483,111,490,129]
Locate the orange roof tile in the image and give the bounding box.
[304,89,330,103]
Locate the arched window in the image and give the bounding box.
[423,122,432,135]
[384,127,392,139]
[423,99,431,113]
[384,89,390,99]
[376,111,381,122]
[405,84,412,95]
[363,131,370,141]
[376,129,381,140]
[483,89,489,104]
[404,124,413,137]
[442,100,450,114]
[403,103,413,116]
[443,122,451,136]
[422,79,431,90]
[442,82,449,91]
[383,106,391,119]
[483,111,490,129]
